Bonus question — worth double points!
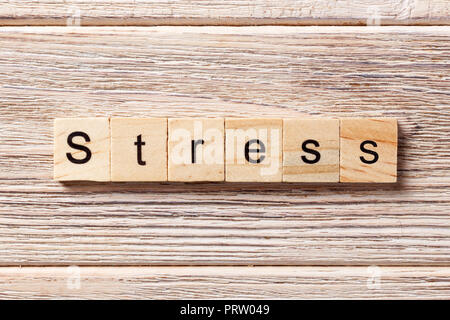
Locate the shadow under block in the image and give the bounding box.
[111,118,167,182]
[283,119,339,182]
[53,118,110,181]
[340,118,398,183]
[225,118,282,182]
[168,118,224,182]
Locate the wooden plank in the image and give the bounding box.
[0,26,449,265]
[0,266,449,299]
[0,1,449,26]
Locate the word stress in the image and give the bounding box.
[54,117,397,183]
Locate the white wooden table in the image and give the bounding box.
[0,1,449,299]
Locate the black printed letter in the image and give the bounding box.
[66,131,92,164]
[191,139,205,163]
[301,139,321,164]
[134,134,146,166]
[245,139,266,164]
[360,140,379,164]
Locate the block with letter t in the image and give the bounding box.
[111,118,167,182]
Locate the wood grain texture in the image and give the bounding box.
[0,266,449,299]
[0,26,449,266]
[0,0,449,26]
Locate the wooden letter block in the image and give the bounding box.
[168,118,224,182]
[54,118,110,181]
[226,118,282,182]
[340,118,397,183]
[283,119,339,182]
[111,118,167,182]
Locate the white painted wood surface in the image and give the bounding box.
[1,27,449,268]
[0,0,448,26]
[0,266,449,299]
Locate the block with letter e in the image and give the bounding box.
[168,118,224,182]
[225,118,282,182]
